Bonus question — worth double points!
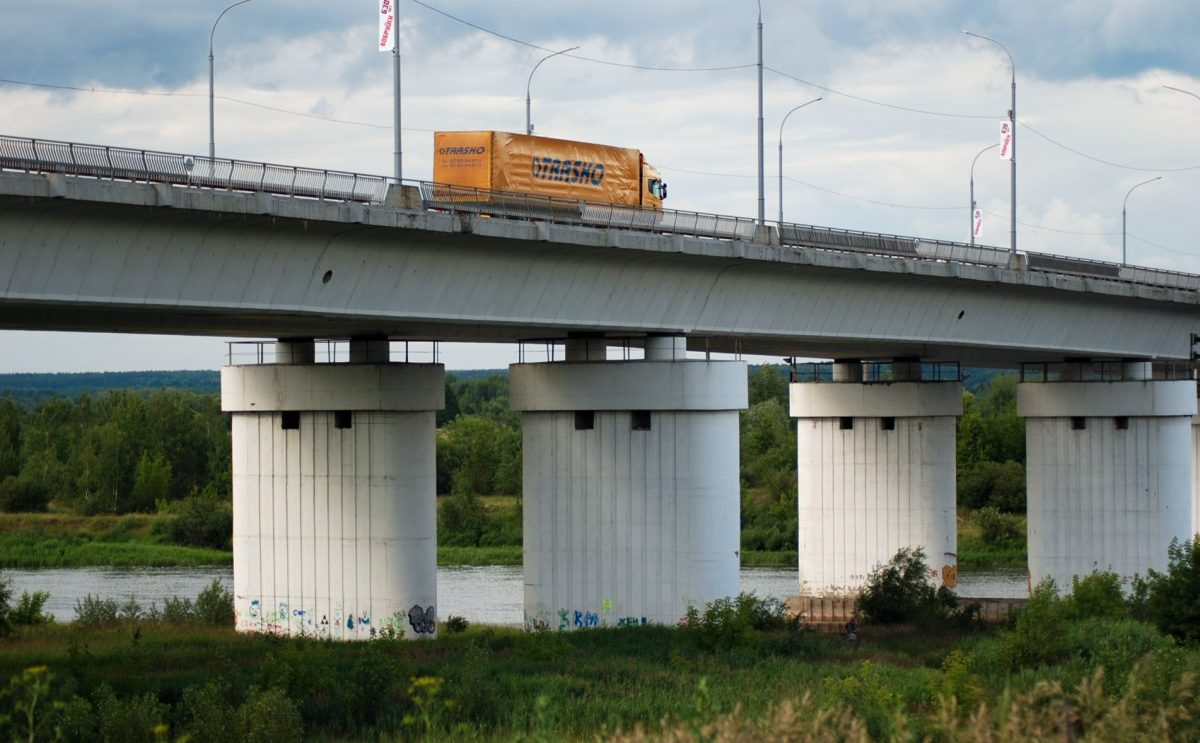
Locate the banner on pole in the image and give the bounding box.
[973,208,984,238]
[998,121,1012,160]
[379,0,396,52]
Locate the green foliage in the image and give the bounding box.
[444,614,470,634]
[747,364,788,407]
[194,579,234,626]
[129,453,172,514]
[682,593,795,650]
[9,590,53,627]
[818,661,901,741]
[1144,537,1200,642]
[0,475,50,513]
[857,547,937,625]
[958,460,1026,512]
[153,493,232,550]
[179,680,236,743]
[438,492,490,547]
[74,595,120,628]
[1001,578,1070,669]
[0,666,68,743]
[973,506,1022,546]
[92,684,169,743]
[1064,571,1128,621]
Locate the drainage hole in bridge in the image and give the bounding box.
[322,270,333,284]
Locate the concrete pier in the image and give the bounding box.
[510,337,747,629]
[1019,362,1195,588]
[222,339,443,639]
[790,361,962,595]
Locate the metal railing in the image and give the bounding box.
[791,360,962,383]
[0,134,389,203]
[1019,360,1194,382]
[418,182,758,240]
[3,133,1198,294]
[226,340,440,366]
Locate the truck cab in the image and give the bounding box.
[642,160,667,209]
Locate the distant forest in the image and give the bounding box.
[0,364,1003,407]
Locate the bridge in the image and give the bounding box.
[2,135,1197,638]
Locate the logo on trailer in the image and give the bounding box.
[531,156,606,186]
[439,146,487,155]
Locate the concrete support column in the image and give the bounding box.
[221,355,444,639]
[790,377,963,595]
[1019,376,1195,587]
[510,356,747,629]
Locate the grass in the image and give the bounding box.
[3,611,1196,742]
[741,550,797,568]
[0,513,231,568]
[956,509,1028,570]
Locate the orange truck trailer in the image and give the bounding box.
[432,131,667,209]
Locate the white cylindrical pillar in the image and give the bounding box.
[790,379,963,596]
[564,337,608,362]
[644,335,687,361]
[221,362,444,639]
[510,359,747,629]
[1019,378,1196,588]
[275,338,315,365]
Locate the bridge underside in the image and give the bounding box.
[1,172,1197,367]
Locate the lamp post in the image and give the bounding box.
[777,97,821,226]
[1122,177,1162,265]
[526,47,578,136]
[964,31,1016,258]
[756,0,765,227]
[209,0,255,161]
[969,143,999,246]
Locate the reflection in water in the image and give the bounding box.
[7,565,1027,624]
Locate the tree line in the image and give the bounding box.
[0,367,1027,554]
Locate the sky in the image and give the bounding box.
[1,0,1198,372]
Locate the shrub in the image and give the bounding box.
[194,579,234,626]
[74,594,119,627]
[237,687,303,742]
[0,475,50,512]
[155,494,232,550]
[957,460,1026,511]
[92,684,170,743]
[9,591,53,626]
[1064,571,1128,621]
[856,547,937,625]
[180,680,236,743]
[683,593,793,650]
[0,574,11,637]
[1144,537,1200,642]
[445,614,470,634]
[1000,578,1069,670]
[438,492,490,547]
[161,596,195,624]
[818,661,901,741]
[973,506,1022,546]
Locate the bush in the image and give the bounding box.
[74,594,120,627]
[856,547,937,625]
[445,614,470,634]
[180,680,236,743]
[9,591,53,626]
[194,579,234,626]
[1001,578,1069,670]
[155,494,232,550]
[0,574,11,637]
[438,492,490,547]
[1144,537,1200,643]
[973,506,1022,546]
[957,460,1025,512]
[92,684,170,743]
[683,593,794,650]
[237,687,303,742]
[1065,571,1128,621]
[0,475,50,512]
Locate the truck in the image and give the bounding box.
[432,130,667,209]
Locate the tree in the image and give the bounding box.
[0,397,21,481]
[1145,537,1200,642]
[130,452,173,513]
[747,364,788,407]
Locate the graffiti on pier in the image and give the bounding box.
[408,604,436,634]
[616,616,648,627]
[573,610,599,628]
[248,599,261,619]
[558,608,569,631]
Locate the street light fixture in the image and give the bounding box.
[777,97,821,226]
[1122,177,1162,265]
[964,31,1017,258]
[969,143,999,246]
[209,0,255,161]
[526,47,579,136]
[1163,85,1200,103]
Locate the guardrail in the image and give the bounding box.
[418,182,758,240]
[226,339,440,366]
[3,133,1197,294]
[0,134,389,203]
[791,360,962,383]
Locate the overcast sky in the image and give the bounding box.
[2,0,1198,372]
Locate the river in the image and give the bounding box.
[7,566,1027,624]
